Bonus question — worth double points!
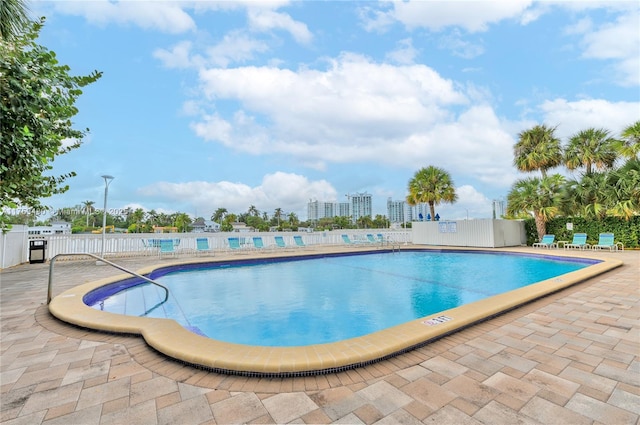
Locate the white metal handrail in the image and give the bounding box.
[47,252,169,305]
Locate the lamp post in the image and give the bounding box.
[100,175,114,261]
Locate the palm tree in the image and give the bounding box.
[507,174,565,240]
[82,200,94,227]
[406,166,457,221]
[274,207,283,227]
[563,173,610,220]
[564,128,618,175]
[0,0,30,41]
[513,124,563,178]
[211,208,227,223]
[247,205,259,217]
[606,159,640,220]
[619,121,640,160]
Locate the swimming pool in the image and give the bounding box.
[85,251,594,346]
[48,247,622,376]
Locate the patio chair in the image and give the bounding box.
[159,239,176,257]
[533,234,557,249]
[293,235,308,248]
[341,234,367,247]
[366,234,379,244]
[592,233,624,251]
[195,238,213,256]
[227,237,250,253]
[274,236,292,250]
[564,233,590,250]
[252,236,272,252]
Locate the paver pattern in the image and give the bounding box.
[1,248,638,424]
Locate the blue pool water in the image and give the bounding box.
[86,251,595,346]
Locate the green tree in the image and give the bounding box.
[406,166,458,221]
[564,128,618,175]
[0,18,102,230]
[173,212,192,233]
[82,200,94,227]
[507,174,565,240]
[0,0,30,41]
[513,124,562,178]
[619,121,640,160]
[606,159,640,220]
[211,207,227,223]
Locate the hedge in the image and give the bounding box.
[524,215,640,249]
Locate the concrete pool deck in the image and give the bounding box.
[1,246,639,424]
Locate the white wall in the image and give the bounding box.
[411,219,526,248]
[1,225,29,269]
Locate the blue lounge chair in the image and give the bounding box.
[342,234,367,246]
[366,234,378,244]
[228,237,250,253]
[252,236,272,251]
[195,238,213,256]
[564,233,590,250]
[159,239,176,257]
[533,235,557,249]
[274,236,290,250]
[293,235,308,248]
[592,233,624,251]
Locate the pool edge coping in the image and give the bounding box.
[48,246,623,376]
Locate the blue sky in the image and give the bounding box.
[31,1,639,221]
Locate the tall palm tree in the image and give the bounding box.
[563,173,610,220]
[564,128,618,175]
[0,0,30,41]
[406,166,458,221]
[513,124,563,178]
[507,174,565,240]
[82,200,94,227]
[606,159,640,220]
[619,121,640,160]
[211,208,227,223]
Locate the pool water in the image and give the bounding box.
[88,251,592,346]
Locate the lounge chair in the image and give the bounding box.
[274,236,292,250]
[342,234,367,246]
[564,233,590,250]
[293,235,308,248]
[195,237,213,256]
[592,233,624,251]
[159,239,176,257]
[366,234,379,244]
[533,235,557,249]
[227,237,250,253]
[252,236,272,251]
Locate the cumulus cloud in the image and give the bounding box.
[49,0,196,34]
[576,11,640,87]
[189,53,524,189]
[367,0,534,32]
[539,98,640,140]
[138,172,336,216]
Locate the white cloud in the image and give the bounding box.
[138,172,336,216]
[49,0,196,34]
[539,98,640,140]
[206,31,270,68]
[577,11,640,87]
[374,0,534,32]
[386,38,419,65]
[247,8,313,44]
[437,30,485,59]
[190,54,523,188]
[153,41,199,69]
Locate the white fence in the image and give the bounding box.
[412,219,526,247]
[1,229,411,269]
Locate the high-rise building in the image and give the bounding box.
[348,192,372,224]
[387,197,408,224]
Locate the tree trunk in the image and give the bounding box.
[429,202,436,221]
[534,211,547,241]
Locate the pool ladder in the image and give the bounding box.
[47,252,169,306]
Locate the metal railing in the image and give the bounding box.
[47,252,169,305]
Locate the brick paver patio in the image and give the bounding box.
[1,248,638,424]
